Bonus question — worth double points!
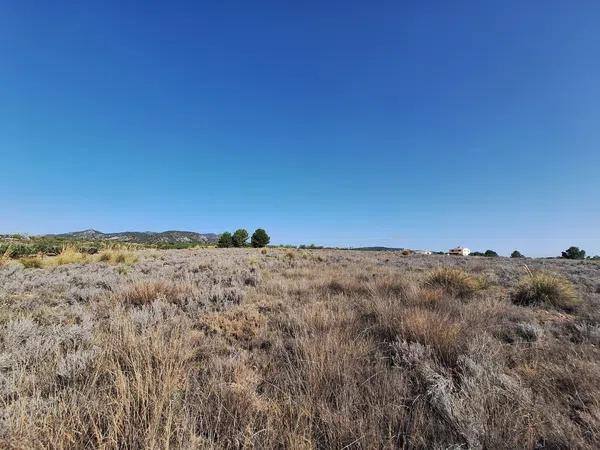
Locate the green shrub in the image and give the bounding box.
[562,246,586,260]
[512,271,580,311]
[511,250,524,258]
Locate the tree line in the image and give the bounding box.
[469,246,597,260]
[217,228,270,248]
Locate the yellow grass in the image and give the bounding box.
[0,247,14,267]
[97,249,138,265]
[51,246,91,265]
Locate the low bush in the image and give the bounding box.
[512,271,580,311]
[562,246,586,260]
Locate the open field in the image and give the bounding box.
[1,249,600,449]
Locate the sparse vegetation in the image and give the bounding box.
[8,245,139,269]
[0,249,599,448]
[0,238,79,257]
[298,243,324,249]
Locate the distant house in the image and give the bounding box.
[449,246,470,256]
[414,250,432,255]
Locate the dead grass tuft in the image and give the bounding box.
[199,305,266,344]
[0,247,15,267]
[322,279,371,297]
[118,280,192,307]
[398,307,467,366]
[423,267,482,298]
[513,270,581,311]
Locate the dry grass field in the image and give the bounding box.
[1,248,600,449]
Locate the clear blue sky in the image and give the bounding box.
[1,1,599,256]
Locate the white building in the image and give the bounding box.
[449,246,470,256]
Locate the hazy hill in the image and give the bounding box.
[47,229,219,244]
[353,246,405,252]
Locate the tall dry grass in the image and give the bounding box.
[1,249,599,448]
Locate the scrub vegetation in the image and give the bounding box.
[0,249,599,449]
[11,246,139,269]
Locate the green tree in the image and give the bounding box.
[562,246,586,260]
[511,250,524,258]
[232,229,249,247]
[217,232,233,248]
[484,250,498,257]
[251,229,270,248]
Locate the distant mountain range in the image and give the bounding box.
[45,229,219,244]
